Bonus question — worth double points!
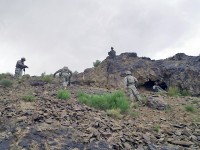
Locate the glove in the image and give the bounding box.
[25,65,29,68]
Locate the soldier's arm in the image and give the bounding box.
[17,61,27,69]
[53,69,62,77]
[69,70,72,77]
[134,77,138,83]
[124,77,128,87]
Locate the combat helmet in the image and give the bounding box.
[125,71,131,75]
[21,57,26,61]
[63,66,68,70]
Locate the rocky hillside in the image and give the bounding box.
[0,76,200,150]
[73,53,200,96]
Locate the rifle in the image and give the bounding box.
[23,66,28,75]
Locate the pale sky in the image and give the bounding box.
[0,0,200,76]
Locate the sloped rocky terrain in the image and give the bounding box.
[74,53,200,96]
[0,76,200,150]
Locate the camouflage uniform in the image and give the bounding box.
[14,57,28,79]
[54,66,72,88]
[153,85,166,93]
[124,71,142,104]
[108,47,116,59]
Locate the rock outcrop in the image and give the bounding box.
[72,53,200,96]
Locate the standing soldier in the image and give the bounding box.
[53,66,72,89]
[15,57,28,79]
[124,71,142,106]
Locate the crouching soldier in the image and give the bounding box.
[15,57,28,79]
[153,82,167,93]
[124,71,142,106]
[53,66,72,89]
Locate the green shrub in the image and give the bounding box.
[73,71,79,74]
[141,95,147,105]
[153,124,161,132]
[0,79,13,87]
[130,110,140,118]
[181,89,190,96]
[77,90,130,113]
[167,86,180,97]
[57,90,70,100]
[106,109,122,119]
[185,105,196,113]
[22,94,35,102]
[41,74,53,83]
[0,73,13,80]
[131,102,138,109]
[93,60,101,67]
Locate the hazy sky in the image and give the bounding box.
[0,0,200,75]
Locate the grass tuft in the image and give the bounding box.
[93,60,101,67]
[77,90,130,113]
[41,73,53,83]
[106,109,122,119]
[0,79,13,87]
[57,89,70,100]
[22,93,35,102]
[185,105,196,113]
[167,86,180,97]
[153,124,161,132]
[181,89,190,96]
[130,110,140,118]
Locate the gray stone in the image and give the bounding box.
[146,96,169,110]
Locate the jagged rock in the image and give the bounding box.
[123,142,132,149]
[73,53,200,96]
[146,96,169,110]
[168,140,194,147]
[143,133,151,144]
[29,80,46,86]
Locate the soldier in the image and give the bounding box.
[53,66,72,89]
[108,47,116,59]
[153,82,166,93]
[124,71,142,105]
[14,57,28,79]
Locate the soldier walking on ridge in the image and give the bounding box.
[124,71,142,106]
[14,57,28,79]
[53,66,72,89]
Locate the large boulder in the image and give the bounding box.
[72,52,200,96]
[146,96,169,110]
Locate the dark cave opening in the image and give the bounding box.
[142,80,168,91]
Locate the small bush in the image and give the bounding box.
[141,95,147,105]
[0,79,13,87]
[130,110,140,118]
[0,73,13,80]
[106,109,122,119]
[57,90,70,100]
[73,71,79,75]
[131,102,138,109]
[181,89,190,96]
[167,86,180,97]
[77,90,130,113]
[41,74,53,83]
[185,105,196,113]
[93,60,101,67]
[153,124,161,132]
[22,94,35,102]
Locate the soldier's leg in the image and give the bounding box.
[62,77,67,89]
[68,77,71,86]
[128,88,135,103]
[132,87,142,104]
[19,70,23,79]
[15,68,21,79]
